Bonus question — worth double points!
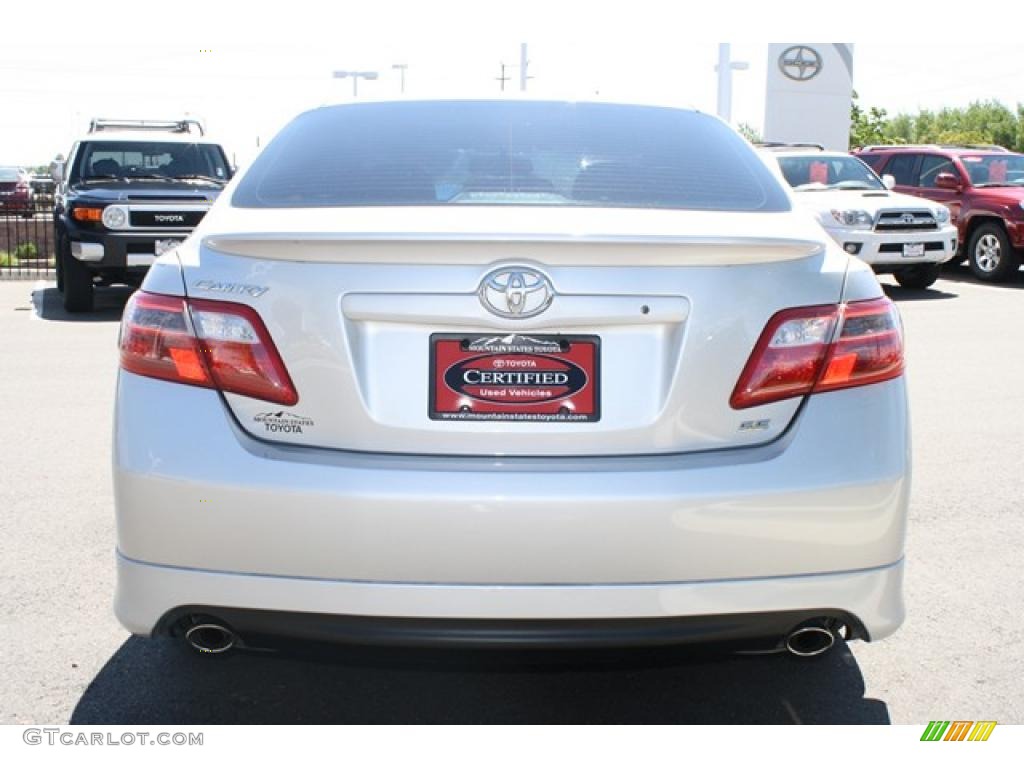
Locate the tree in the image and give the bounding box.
[861,99,1024,151]
[883,114,914,144]
[736,123,762,144]
[849,94,889,148]
[934,129,995,146]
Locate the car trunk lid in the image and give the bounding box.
[179,206,846,456]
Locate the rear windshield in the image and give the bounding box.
[0,167,22,181]
[232,101,790,212]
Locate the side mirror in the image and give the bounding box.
[882,174,896,190]
[935,172,961,191]
[50,160,64,184]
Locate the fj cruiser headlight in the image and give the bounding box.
[934,207,951,224]
[101,204,128,229]
[830,209,873,229]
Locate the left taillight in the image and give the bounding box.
[119,291,298,406]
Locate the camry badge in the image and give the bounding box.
[193,280,269,298]
[478,266,554,319]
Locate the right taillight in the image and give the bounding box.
[120,291,298,406]
[730,296,903,409]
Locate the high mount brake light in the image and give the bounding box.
[119,291,298,406]
[730,297,903,410]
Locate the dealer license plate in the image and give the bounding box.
[430,333,600,422]
[902,243,925,258]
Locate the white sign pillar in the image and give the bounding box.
[764,44,854,150]
[715,44,749,124]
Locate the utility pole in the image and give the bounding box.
[496,63,511,92]
[715,43,749,124]
[392,63,408,94]
[498,45,533,93]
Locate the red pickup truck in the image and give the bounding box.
[855,145,1024,282]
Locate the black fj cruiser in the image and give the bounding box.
[52,118,232,312]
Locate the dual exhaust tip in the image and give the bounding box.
[784,624,836,657]
[184,622,237,654]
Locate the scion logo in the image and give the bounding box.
[478,266,554,319]
[778,45,823,81]
[254,411,314,434]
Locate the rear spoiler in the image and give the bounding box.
[201,232,826,267]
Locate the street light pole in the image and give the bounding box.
[332,70,380,98]
[519,43,529,91]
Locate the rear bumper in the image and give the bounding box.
[114,371,910,644]
[117,553,903,645]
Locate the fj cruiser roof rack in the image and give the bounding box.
[755,142,826,151]
[87,118,206,136]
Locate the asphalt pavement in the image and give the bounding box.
[1,266,1022,724]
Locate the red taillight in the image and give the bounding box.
[730,297,903,409]
[119,293,213,387]
[120,291,298,406]
[814,298,904,393]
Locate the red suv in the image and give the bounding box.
[855,146,1024,282]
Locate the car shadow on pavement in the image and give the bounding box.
[935,265,1024,290]
[31,286,133,322]
[880,284,959,302]
[70,637,890,725]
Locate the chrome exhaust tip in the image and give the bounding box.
[184,622,237,654]
[785,625,835,657]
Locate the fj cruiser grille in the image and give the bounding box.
[129,210,207,228]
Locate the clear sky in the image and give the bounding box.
[3,2,1024,167]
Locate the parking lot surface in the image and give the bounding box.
[1,269,1022,724]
